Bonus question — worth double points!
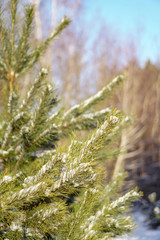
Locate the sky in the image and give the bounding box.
[84,0,160,65]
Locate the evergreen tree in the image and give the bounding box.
[0,1,140,239]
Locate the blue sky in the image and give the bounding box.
[84,0,160,65]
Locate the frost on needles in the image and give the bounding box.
[0,1,140,239]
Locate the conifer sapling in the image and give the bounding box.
[0,1,140,239]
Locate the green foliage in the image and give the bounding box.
[0,1,140,239]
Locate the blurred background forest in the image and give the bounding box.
[0,0,160,201]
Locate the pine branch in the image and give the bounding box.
[8,91,18,117]
[62,75,126,121]
[59,108,115,135]
[79,189,139,240]
[30,83,58,135]
[10,0,18,69]
[0,56,7,75]
[66,190,90,240]
[19,16,71,75]
[1,112,25,149]
[5,117,121,208]
[31,16,71,62]
[0,24,10,73]
[15,4,34,74]
[19,67,48,112]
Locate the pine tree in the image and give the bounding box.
[0,1,140,239]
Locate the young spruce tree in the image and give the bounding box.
[0,1,140,239]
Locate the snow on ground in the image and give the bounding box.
[116,211,160,240]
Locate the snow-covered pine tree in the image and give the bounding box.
[0,1,140,239]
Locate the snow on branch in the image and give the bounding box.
[63,75,126,120]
